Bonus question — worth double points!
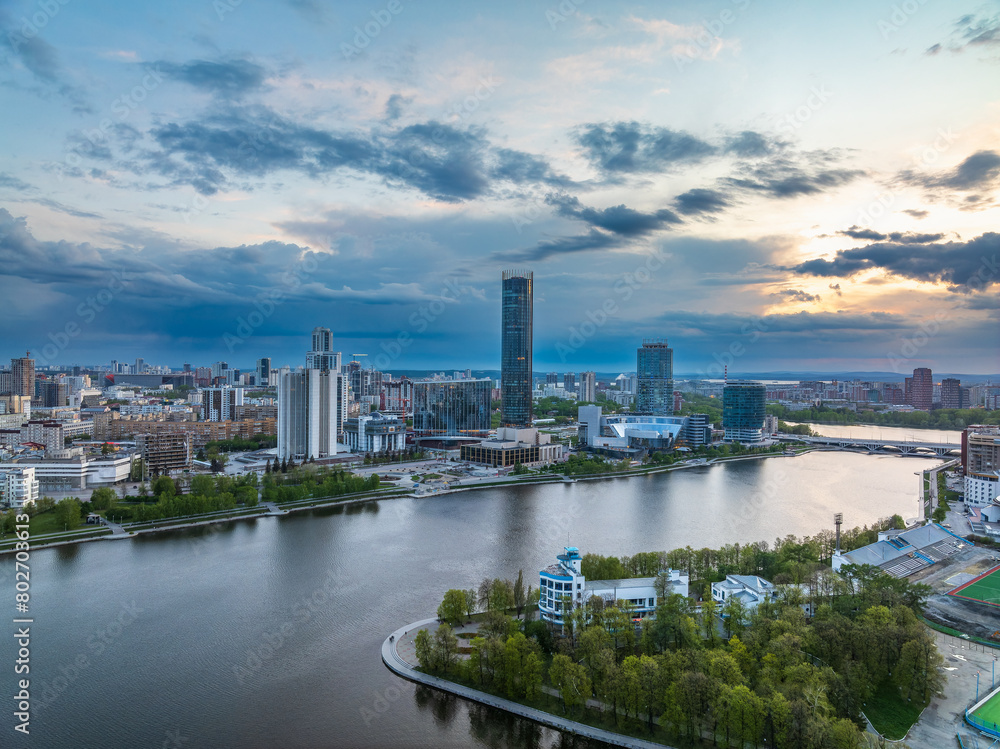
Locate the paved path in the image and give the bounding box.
[262,501,287,515]
[383,618,674,749]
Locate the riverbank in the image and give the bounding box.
[382,619,673,749]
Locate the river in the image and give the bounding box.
[786,422,962,444]
[1,451,944,748]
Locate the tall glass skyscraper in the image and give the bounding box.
[636,339,674,415]
[723,381,766,443]
[501,270,533,428]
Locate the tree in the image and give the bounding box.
[549,654,591,712]
[895,632,945,703]
[54,498,82,530]
[414,629,432,670]
[151,475,176,498]
[513,570,527,618]
[437,589,467,626]
[89,487,117,512]
[433,624,459,674]
[463,588,477,621]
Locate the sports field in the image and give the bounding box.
[949,565,1000,608]
[970,689,1000,736]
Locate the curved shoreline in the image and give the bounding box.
[381,619,673,749]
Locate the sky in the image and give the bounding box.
[1,0,998,375]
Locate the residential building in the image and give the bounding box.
[33,379,67,408]
[964,426,1000,508]
[941,378,966,409]
[0,467,38,509]
[202,386,244,422]
[136,432,192,477]
[711,575,778,612]
[500,270,533,428]
[723,381,766,443]
[578,371,596,403]
[636,339,674,415]
[277,367,341,461]
[10,352,35,397]
[909,367,933,410]
[546,372,559,385]
[538,547,689,628]
[343,412,406,453]
[563,372,576,392]
[380,378,413,416]
[412,379,492,437]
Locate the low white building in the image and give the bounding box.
[343,412,406,454]
[965,471,1000,508]
[711,575,778,612]
[0,467,39,509]
[3,454,133,492]
[538,546,689,627]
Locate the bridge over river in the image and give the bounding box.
[781,434,960,457]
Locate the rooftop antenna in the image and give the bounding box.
[834,513,843,554]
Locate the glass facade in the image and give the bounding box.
[412,379,492,436]
[501,270,533,428]
[723,381,766,442]
[636,339,674,415]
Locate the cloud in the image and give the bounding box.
[576,121,716,174]
[0,21,91,112]
[897,150,1000,210]
[0,173,32,191]
[837,226,944,243]
[829,283,842,296]
[725,155,864,199]
[770,288,820,303]
[546,193,681,235]
[902,209,929,219]
[791,232,1000,291]
[673,188,730,215]
[151,59,268,97]
[492,229,623,263]
[931,12,1000,53]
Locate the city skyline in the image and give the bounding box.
[1,1,998,372]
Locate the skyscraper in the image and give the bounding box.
[306,326,341,373]
[11,352,35,397]
[563,372,576,392]
[941,378,965,409]
[501,270,533,428]
[578,371,596,403]
[277,367,341,460]
[723,381,766,443]
[256,357,271,387]
[413,379,493,437]
[311,326,333,353]
[910,367,933,410]
[636,339,674,415]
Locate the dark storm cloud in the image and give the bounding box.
[791,232,1000,290]
[546,194,681,235]
[770,288,820,303]
[838,226,944,243]
[897,150,1000,210]
[151,59,268,97]
[672,188,730,215]
[576,121,716,174]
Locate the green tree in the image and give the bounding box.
[549,654,591,712]
[433,624,459,674]
[895,632,945,703]
[54,497,82,530]
[513,569,526,618]
[414,629,432,670]
[89,487,117,512]
[437,589,467,626]
[151,475,177,498]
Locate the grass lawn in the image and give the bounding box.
[865,680,924,740]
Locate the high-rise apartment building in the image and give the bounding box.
[11,352,35,397]
[578,371,596,403]
[941,378,966,409]
[501,270,533,428]
[563,372,576,392]
[276,368,341,460]
[909,367,933,410]
[723,381,766,443]
[202,386,244,422]
[636,339,674,415]
[546,372,558,385]
[311,326,333,354]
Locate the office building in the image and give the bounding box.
[256,358,272,388]
[343,412,406,453]
[636,339,674,415]
[909,367,933,410]
[413,379,492,437]
[11,352,35,397]
[277,367,341,461]
[500,270,533,428]
[723,381,766,443]
[460,427,564,467]
[578,371,596,403]
[202,386,244,422]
